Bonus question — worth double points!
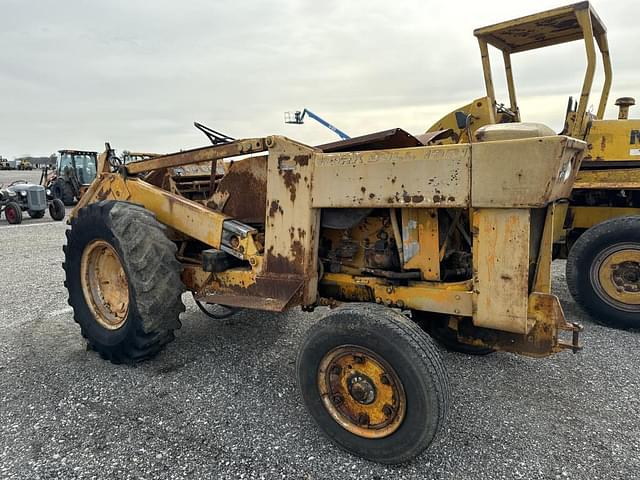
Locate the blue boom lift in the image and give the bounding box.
[284,109,350,140]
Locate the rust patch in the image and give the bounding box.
[361,186,366,193]
[433,194,443,202]
[412,195,424,203]
[266,241,304,275]
[281,170,301,202]
[294,154,310,166]
[218,155,268,223]
[269,199,283,217]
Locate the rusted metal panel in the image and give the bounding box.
[312,144,470,209]
[471,136,585,208]
[401,209,440,281]
[317,128,423,153]
[216,155,268,223]
[458,292,582,357]
[182,264,303,312]
[263,136,321,306]
[126,138,266,174]
[472,208,531,334]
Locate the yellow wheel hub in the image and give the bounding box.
[594,245,640,311]
[81,240,130,330]
[317,345,406,439]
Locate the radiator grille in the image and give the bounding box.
[28,189,47,210]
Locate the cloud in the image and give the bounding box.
[0,0,637,157]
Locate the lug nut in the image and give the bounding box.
[358,413,369,425]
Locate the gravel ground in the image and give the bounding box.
[1,170,639,479]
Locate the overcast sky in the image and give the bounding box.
[0,0,636,158]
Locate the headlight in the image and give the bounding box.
[46,189,51,196]
[20,191,27,196]
[8,191,17,197]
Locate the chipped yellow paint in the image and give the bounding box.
[401,209,440,281]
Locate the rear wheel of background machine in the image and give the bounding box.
[4,202,22,224]
[413,311,495,355]
[28,209,45,219]
[63,201,185,364]
[297,303,449,464]
[61,183,75,206]
[567,216,640,330]
[51,184,63,202]
[49,198,65,221]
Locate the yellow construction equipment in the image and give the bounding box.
[62,10,590,464]
[429,1,640,329]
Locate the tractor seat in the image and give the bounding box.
[474,122,555,142]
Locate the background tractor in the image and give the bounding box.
[42,150,98,205]
[0,180,65,224]
[17,159,32,171]
[427,1,640,329]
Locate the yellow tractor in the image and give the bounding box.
[63,13,589,465]
[17,159,33,171]
[428,1,639,329]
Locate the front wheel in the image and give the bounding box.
[566,216,640,329]
[63,201,185,364]
[49,198,65,221]
[297,304,449,464]
[4,202,22,224]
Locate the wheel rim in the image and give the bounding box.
[317,345,406,439]
[6,207,16,223]
[80,240,130,329]
[591,243,640,313]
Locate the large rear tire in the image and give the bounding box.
[566,216,640,330]
[61,182,76,205]
[297,303,449,464]
[63,201,185,364]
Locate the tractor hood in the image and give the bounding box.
[7,183,45,193]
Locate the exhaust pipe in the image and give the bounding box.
[615,97,635,120]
